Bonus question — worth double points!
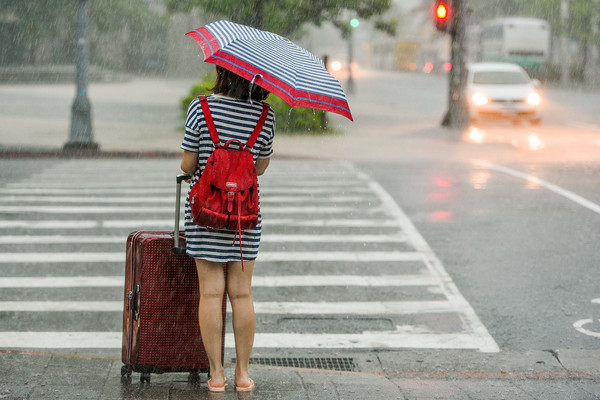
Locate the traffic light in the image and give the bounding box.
[433,0,453,32]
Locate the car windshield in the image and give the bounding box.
[472,71,530,85]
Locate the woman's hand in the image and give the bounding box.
[256,158,270,176]
[181,150,199,178]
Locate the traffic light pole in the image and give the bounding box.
[441,0,469,128]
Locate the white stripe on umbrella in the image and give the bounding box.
[186,20,353,121]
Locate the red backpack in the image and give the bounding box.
[189,96,270,268]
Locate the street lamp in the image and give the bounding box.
[64,0,98,152]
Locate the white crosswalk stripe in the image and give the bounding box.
[0,159,498,352]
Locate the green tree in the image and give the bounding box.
[166,0,395,132]
[0,0,168,69]
[165,0,394,37]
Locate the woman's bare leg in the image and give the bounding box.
[195,259,226,385]
[227,260,255,387]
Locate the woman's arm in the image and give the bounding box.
[181,150,199,176]
[256,158,270,176]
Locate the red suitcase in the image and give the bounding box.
[121,174,226,383]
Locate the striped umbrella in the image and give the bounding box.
[186,20,353,121]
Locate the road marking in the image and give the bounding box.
[0,251,423,263]
[0,235,125,244]
[0,160,499,353]
[363,174,500,353]
[256,274,439,287]
[573,319,600,338]
[0,233,406,244]
[0,188,177,195]
[0,274,438,288]
[0,218,398,229]
[0,205,361,214]
[0,332,121,349]
[0,187,372,195]
[473,160,600,216]
[0,195,371,204]
[573,298,600,338]
[260,234,407,243]
[0,221,100,229]
[258,252,422,262]
[252,301,454,315]
[4,180,362,189]
[0,300,453,315]
[0,302,123,312]
[0,276,123,288]
[103,219,399,228]
[0,253,125,263]
[243,332,492,350]
[0,331,491,350]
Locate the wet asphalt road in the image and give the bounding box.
[0,70,599,357]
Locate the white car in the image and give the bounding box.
[466,62,542,125]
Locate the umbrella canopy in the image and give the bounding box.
[186,20,353,121]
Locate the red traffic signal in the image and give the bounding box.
[433,0,453,32]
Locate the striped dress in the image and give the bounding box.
[181,94,275,262]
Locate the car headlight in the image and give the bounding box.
[526,92,541,106]
[472,92,488,106]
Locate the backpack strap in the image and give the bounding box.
[198,95,220,146]
[245,102,270,150]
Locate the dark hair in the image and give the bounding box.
[211,65,270,102]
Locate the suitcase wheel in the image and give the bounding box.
[120,365,132,377]
[140,372,151,383]
[120,365,132,384]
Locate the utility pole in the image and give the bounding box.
[585,0,599,87]
[347,29,355,94]
[560,0,571,87]
[64,0,98,152]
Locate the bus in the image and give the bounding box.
[479,17,551,79]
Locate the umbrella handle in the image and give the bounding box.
[248,74,263,105]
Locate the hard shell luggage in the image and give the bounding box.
[121,174,226,383]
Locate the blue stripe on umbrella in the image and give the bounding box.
[198,24,340,96]
[198,28,346,103]
[220,42,347,101]
[188,20,353,120]
[212,55,351,114]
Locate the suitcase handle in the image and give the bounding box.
[128,284,141,321]
[173,174,191,254]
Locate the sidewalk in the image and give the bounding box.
[1,349,599,399]
[0,69,457,162]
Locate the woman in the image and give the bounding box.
[180,65,275,392]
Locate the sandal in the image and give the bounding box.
[207,378,228,392]
[235,378,255,392]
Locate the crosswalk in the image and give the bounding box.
[0,159,499,352]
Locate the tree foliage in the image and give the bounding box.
[165,0,394,37]
[0,0,168,68]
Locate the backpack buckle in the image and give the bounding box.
[227,191,235,213]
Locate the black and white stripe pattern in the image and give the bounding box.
[181,94,275,262]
